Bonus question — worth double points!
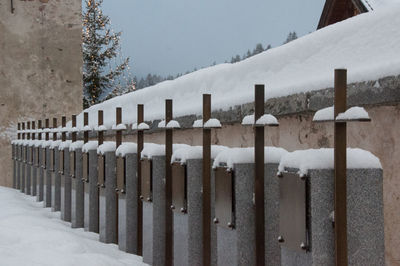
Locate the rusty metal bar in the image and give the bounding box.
[32,121,36,140]
[165,99,173,266]
[38,120,42,140]
[71,116,76,143]
[98,111,104,145]
[11,0,15,13]
[27,122,31,140]
[334,69,348,266]
[254,84,265,265]
[116,107,122,148]
[84,112,89,144]
[53,118,57,141]
[202,94,211,266]
[61,116,66,142]
[45,119,49,141]
[22,122,25,140]
[17,123,20,140]
[137,104,144,256]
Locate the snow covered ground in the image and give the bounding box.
[0,186,147,266]
[73,3,400,128]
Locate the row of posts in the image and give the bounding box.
[11,69,384,266]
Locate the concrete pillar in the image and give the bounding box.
[99,151,117,243]
[280,167,385,266]
[37,146,45,202]
[31,145,38,196]
[51,147,61,211]
[16,144,21,190]
[12,143,16,189]
[118,153,138,253]
[60,147,71,222]
[84,149,99,233]
[20,144,26,193]
[71,148,84,228]
[44,147,52,207]
[25,144,32,195]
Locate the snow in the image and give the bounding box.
[82,141,99,153]
[157,120,165,128]
[58,140,72,151]
[313,106,334,122]
[203,118,221,128]
[69,141,84,152]
[213,147,288,169]
[171,145,229,164]
[336,106,370,121]
[141,143,190,159]
[50,140,62,150]
[115,142,137,157]
[94,125,108,131]
[361,0,398,11]
[241,114,279,126]
[0,186,146,266]
[278,148,382,176]
[131,123,138,130]
[166,120,180,129]
[192,119,203,128]
[71,5,400,129]
[70,127,79,133]
[41,141,53,148]
[111,124,127,131]
[83,125,93,132]
[138,123,150,130]
[97,141,117,155]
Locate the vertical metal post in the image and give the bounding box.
[334,69,348,266]
[116,108,122,147]
[45,119,50,141]
[84,113,89,144]
[137,104,144,256]
[22,122,25,140]
[165,99,173,266]
[61,117,66,142]
[27,122,31,140]
[38,120,42,141]
[17,123,21,140]
[202,94,211,266]
[98,111,104,145]
[53,118,57,141]
[254,85,265,265]
[71,116,77,143]
[32,121,36,140]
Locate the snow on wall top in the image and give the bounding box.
[171,145,229,164]
[361,0,399,11]
[278,148,382,176]
[213,147,288,169]
[141,143,190,159]
[73,5,400,129]
[115,142,137,157]
[97,141,116,155]
[82,141,99,153]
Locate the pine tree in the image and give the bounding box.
[283,31,298,44]
[252,43,264,55]
[82,0,132,108]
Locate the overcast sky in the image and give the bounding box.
[101,0,326,78]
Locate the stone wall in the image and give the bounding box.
[0,0,82,187]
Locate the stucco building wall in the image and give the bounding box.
[0,0,82,187]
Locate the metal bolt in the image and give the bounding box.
[180,207,187,214]
[300,174,306,181]
[277,172,283,178]
[101,184,105,188]
[115,188,119,192]
[278,236,284,243]
[139,195,144,200]
[147,197,152,202]
[170,205,175,210]
[300,242,307,250]
[213,218,219,224]
[227,222,234,229]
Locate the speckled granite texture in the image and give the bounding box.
[143,201,153,265]
[31,148,37,196]
[61,148,71,222]
[84,150,99,233]
[37,147,44,202]
[44,148,51,208]
[51,149,61,212]
[71,149,84,228]
[26,147,31,195]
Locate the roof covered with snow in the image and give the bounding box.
[72,4,400,129]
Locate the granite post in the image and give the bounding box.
[12,143,16,189]
[44,146,52,207]
[99,151,117,243]
[118,153,139,253]
[25,144,32,195]
[71,148,84,228]
[20,143,26,193]
[37,146,44,202]
[51,147,61,211]
[31,145,38,196]
[16,143,21,190]
[61,147,71,222]
[84,149,99,232]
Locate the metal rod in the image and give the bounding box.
[116,108,122,148]
[98,111,104,145]
[22,122,25,140]
[45,120,49,141]
[38,120,42,140]
[254,85,265,265]
[53,118,57,141]
[84,112,89,144]
[32,121,36,140]
[27,122,31,140]
[11,0,15,13]
[17,123,20,140]
[165,99,173,266]
[137,104,144,256]
[71,116,76,143]
[334,69,348,266]
[202,94,211,266]
[61,116,66,142]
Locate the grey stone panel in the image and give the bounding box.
[16,147,20,190]
[51,149,61,212]
[264,163,281,266]
[61,148,71,222]
[217,227,237,265]
[12,145,16,189]
[210,160,218,266]
[281,168,385,266]
[143,201,153,265]
[26,147,31,195]
[44,148,52,208]
[20,146,25,193]
[152,155,166,266]
[31,148,37,196]
[37,147,44,202]
[99,151,117,244]
[118,153,138,253]
[71,149,84,228]
[84,150,99,232]
[186,158,203,266]
[173,212,189,266]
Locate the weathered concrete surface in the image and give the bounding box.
[117,103,400,266]
[0,0,82,187]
